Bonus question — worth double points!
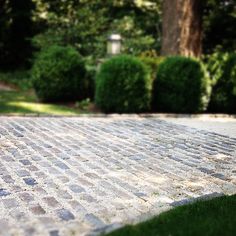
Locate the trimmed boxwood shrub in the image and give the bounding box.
[95,55,151,113]
[208,53,236,113]
[153,56,211,113]
[32,45,87,102]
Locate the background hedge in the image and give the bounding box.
[153,56,211,113]
[95,55,151,113]
[32,45,87,102]
[208,53,236,113]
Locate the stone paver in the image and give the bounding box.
[0,117,236,236]
[160,117,236,138]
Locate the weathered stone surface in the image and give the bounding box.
[30,204,46,215]
[57,209,75,221]
[23,177,38,186]
[0,189,11,197]
[0,117,235,235]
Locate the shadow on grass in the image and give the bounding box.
[0,90,82,115]
[105,194,236,236]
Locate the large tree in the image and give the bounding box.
[161,0,203,57]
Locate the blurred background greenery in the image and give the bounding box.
[0,0,235,114]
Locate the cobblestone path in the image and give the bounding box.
[0,117,236,236]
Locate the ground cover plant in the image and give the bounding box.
[106,194,236,236]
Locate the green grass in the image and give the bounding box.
[0,70,32,90]
[0,90,85,115]
[0,70,98,115]
[106,195,236,236]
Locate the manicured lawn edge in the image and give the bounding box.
[101,194,236,236]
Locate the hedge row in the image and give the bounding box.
[32,45,91,102]
[95,55,211,113]
[31,45,236,113]
[207,53,236,113]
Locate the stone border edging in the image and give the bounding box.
[0,113,235,119]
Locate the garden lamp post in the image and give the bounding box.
[107,34,122,56]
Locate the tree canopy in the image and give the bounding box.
[0,0,235,70]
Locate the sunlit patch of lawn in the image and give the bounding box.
[0,90,84,115]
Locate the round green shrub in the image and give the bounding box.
[153,56,211,113]
[95,55,151,113]
[208,53,236,113]
[32,45,87,102]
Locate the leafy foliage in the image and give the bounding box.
[204,51,229,86]
[32,45,87,102]
[95,55,151,113]
[0,70,32,90]
[32,0,162,61]
[139,56,164,81]
[0,0,35,70]
[203,0,236,54]
[208,53,236,113]
[153,56,211,113]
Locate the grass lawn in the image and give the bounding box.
[0,90,84,115]
[0,70,32,90]
[106,195,236,236]
[0,70,97,115]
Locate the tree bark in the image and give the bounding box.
[161,0,203,57]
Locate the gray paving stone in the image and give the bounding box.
[56,189,72,199]
[49,230,60,236]
[211,173,228,180]
[10,210,28,221]
[69,200,87,213]
[18,192,34,203]
[23,177,38,186]
[54,161,70,170]
[16,169,30,177]
[84,213,105,228]
[19,159,32,166]
[2,175,15,183]
[198,167,214,174]
[2,198,19,208]
[0,117,235,236]
[30,204,46,215]
[0,188,11,197]
[69,184,85,193]
[43,197,59,208]
[57,209,75,221]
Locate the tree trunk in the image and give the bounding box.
[161,0,203,57]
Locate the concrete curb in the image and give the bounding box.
[0,113,235,119]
